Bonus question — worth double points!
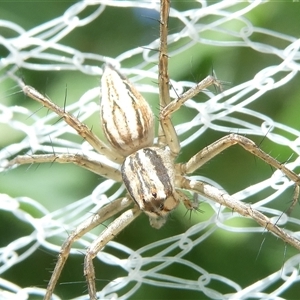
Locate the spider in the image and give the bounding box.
[7,1,300,299]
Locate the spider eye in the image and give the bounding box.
[159,204,164,210]
[152,192,157,198]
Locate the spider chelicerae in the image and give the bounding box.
[6,1,300,299]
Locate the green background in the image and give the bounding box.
[1,1,300,299]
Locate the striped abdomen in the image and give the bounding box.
[101,65,154,156]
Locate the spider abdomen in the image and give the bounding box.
[101,65,155,157]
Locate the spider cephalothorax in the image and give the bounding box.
[122,146,181,229]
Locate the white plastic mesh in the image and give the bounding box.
[1,0,300,299]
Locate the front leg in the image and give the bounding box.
[84,207,141,299]
[44,197,133,300]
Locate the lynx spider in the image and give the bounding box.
[7,0,300,299]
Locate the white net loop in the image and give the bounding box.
[1,0,300,299]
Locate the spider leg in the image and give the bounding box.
[158,0,171,108]
[179,133,300,212]
[157,0,174,147]
[181,133,300,182]
[160,76,219,155]
[84,206,141,300]
[44,197,134,300]
[178,176,300,251]
[7,153,122,181]
[12,74,124,163]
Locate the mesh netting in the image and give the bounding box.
[1,0,300,299]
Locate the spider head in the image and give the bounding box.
[121,147,180,229]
